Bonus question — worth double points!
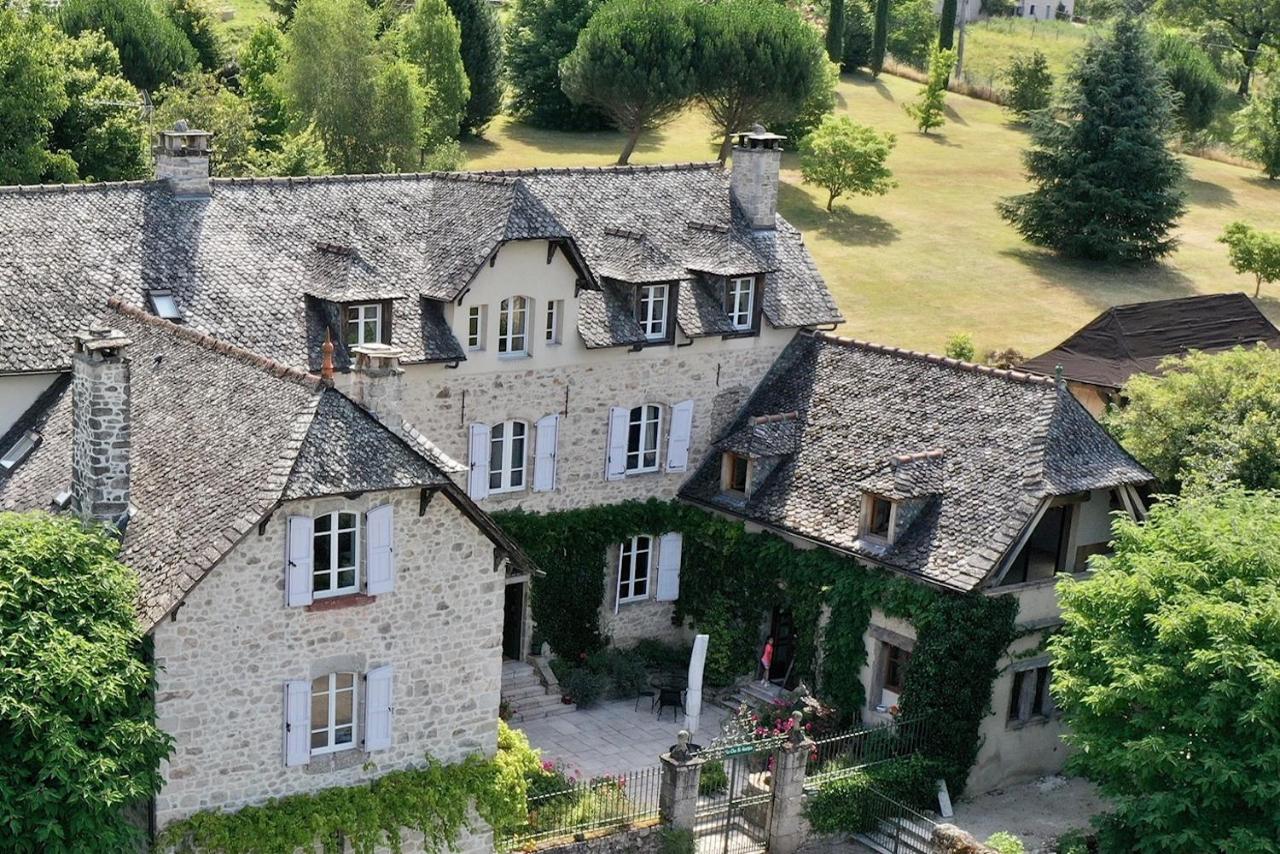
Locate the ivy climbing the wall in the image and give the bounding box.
[496,500,1018,795]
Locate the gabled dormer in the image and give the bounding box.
[856,450,945,547]
[715,411,801,500]
[303,241,408,371]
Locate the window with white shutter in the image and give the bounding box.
[665,400,694,472]
[283,680,311,766]
[656,531,683,601]
[365,504,395,595]
[533,414,560,492]
[286,516,314,608]
[468,423,492,499]
[605,407,628,481]
[363,665,394,751]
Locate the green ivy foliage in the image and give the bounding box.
[495,500,1017,794]
[158,723,535,854]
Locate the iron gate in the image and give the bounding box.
[693,736,784,854]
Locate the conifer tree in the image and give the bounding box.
[443,0,502,136]
[826,0,844,63]
[938,0,957,50]
[504,0,611,131]
[998,15,1186,263]
[870,0,889,75]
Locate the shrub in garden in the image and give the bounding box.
[1153,30,1224,134]
[986,832,1026,854]
[944,332,975,361]
[561,667,609,708]
[999,49,1053,121]
[699,760,730,796]
[1233,63,1280,180]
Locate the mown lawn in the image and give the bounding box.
[465,72,1280,356]
[958,17,1095,86]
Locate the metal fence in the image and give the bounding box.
[806,716,930,786]
[497,765,663,851]
[850,787,940,854]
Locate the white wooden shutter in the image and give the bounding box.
[365,504,395,595]
[605,406,629,481]
[364,665,394,751]
[533,414,560,492]
[665,400,695,472]
[286,515,314,608]
[656,531,683,601]
[283,680,311,766]
[468,423,491,499]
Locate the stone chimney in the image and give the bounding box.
[730,124,786,230]
[154,120,212,197]
[351,344,405,428]
[71,322,132,528]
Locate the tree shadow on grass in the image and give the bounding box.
[1241,175,1280,192]
[1182,177,1236,209]
[918,132,961,148]
[778,181,901,247]
[845,71,898,102]
[942,103,968,126]
[492,121,716,164]
[999,244,1201,313]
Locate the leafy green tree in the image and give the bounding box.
[1106,345,1280,492]
[1157,0,1279,95]
[1050,489,1280,853]
[1233,64,1280,179]
[393,0,470,150]
[827,0,845,62]
[998,16,1186,262]
[51,31,149,181]
[888,0,939,69]
[155,72,257,175]
[0,512,173,851]
[944,332,975,360]
[938,0,957,50]
[370,59,427,171]
[560,0,696,165]
[769,59,838,143]
[164,0,224,72]
[842,0,873,71]
[870,0,889,75]
[237,21,290,147]
[1219,222,1280,297]
[443,0,502,136]
[999,49,1053,121]
[504,0,611,131]
[0,8,71,184]
[904,46,956,133]
[60,0,198,91]
[799,115,896,211]
[281,0,383,172]
[1154,30,1224,134]
[690,0,828,162]
[250,123,333,175]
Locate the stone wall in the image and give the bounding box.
[70,345,131,524]
[535,821,665,854]
[150,487,503,828]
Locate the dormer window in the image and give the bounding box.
[861,493,895,542]
[147,289,182,321]
[726,277,755,330]
[721,452,750,494]
[346,303,383,347]
[637,284,669,341]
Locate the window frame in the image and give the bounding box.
[617,534,653,604]
[312,510,360,599]
[882,642,912,695]
[147,289,182,321]
[310,672,358,756]
[722,452,750,494]
[861,493,896,543]
[498,296,529,356]
[346,303,384,348]
[636,284,670,341]
[1007,664,1054,726]
[625,404,663,474]
[0,432,37,470]
[488,420,529,494]
[725,276,756,331]
[467,305,486,350]
[545,299,563,345]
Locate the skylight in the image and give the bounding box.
[148,289,182,321]
[0,432,38,470]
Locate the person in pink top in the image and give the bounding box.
[759,637,774,685]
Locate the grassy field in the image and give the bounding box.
[958,17,1094,86]
[464,72,1280,357]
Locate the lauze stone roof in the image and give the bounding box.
[680,332,1152,592]
[0,164,841,375]
[0,301,521,629]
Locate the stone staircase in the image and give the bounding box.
[713,679,787,713]
[501,660,577,723]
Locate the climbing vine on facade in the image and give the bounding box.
[495,499,1018,793]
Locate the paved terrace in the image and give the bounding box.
[516,699,731,778]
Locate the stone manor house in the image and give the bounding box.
[0,123,1149,840]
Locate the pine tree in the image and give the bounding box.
[938,0,957,50]
[870,0,888,76]
[443,0,503,136]
[998,15,1186,263]
[826,0,844,63]
[504,0,611,131]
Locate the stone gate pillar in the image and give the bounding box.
[768,712,815,854]
[659,731,705,830]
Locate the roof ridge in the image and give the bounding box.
[215,171,518,188]
[105,298,326,391]
[808,330,1057,387]
[0,179,152,196]
[479,162,722,178]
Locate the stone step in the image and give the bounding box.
[502,684,551,701]
[501,673,544,688]
[510,691,567,710]
[511,701,577,722]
